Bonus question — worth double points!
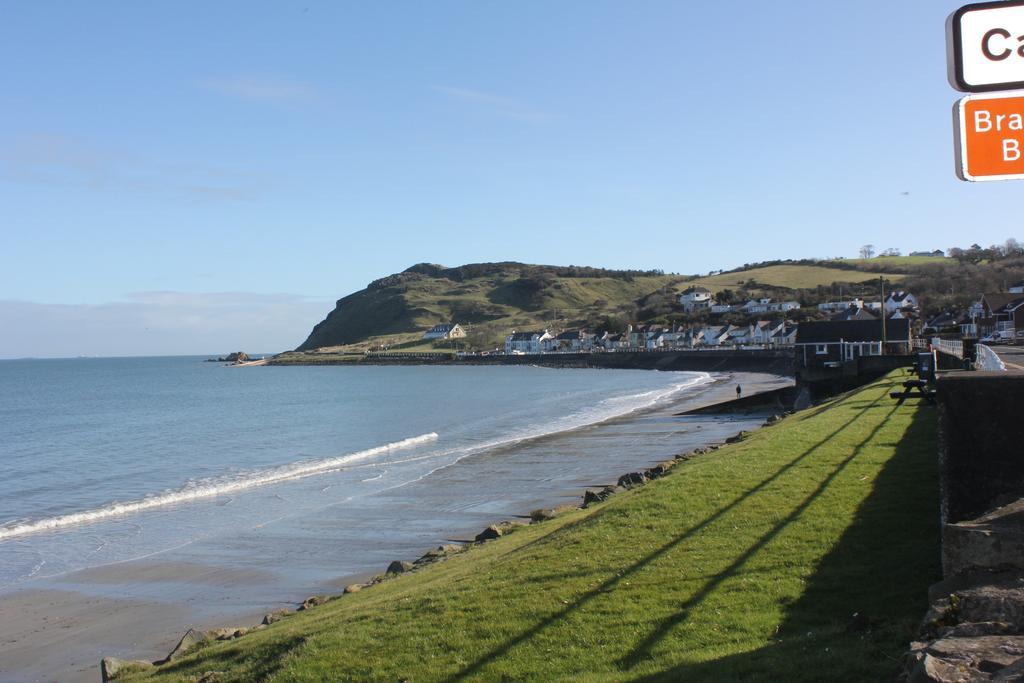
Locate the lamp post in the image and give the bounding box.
[880,276,887,352]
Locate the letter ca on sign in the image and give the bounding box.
[948,0,1024,92]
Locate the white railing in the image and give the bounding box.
[976,344,1007,372]
[931,337,964,360]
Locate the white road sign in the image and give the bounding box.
[948,0,1024,92]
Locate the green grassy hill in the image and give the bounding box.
[125,374,939,682]
[294,263,684,353]
[290,259,932,355]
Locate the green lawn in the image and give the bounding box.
[834,255,947,268]
[130,374,939,682]
[686,264,906,291]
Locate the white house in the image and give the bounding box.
[774,323,799,346]
[752,320,784,345]
[423,323,467,340]
[679,286,713,312]
[818,299,864,313]
[726,324,756,346]
[701,325,731,346]
[743,298,773,313]
[545,330,596,352]
[645,326,668,350]
[885,291,918,315]
[744,298,800,314]
[504,330,552,354]
[602,333,629,350]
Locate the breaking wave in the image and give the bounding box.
[0,433,438,541]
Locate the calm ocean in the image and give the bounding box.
[0,357,717,591]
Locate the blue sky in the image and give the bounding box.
[0,1,1016,356]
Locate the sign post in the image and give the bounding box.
[948,1,1024,181]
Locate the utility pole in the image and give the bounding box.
[880,276,887,351]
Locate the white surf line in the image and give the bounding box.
[362,373,716,499]
[0,433,438,541]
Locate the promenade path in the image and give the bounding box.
[991,345,1024,372]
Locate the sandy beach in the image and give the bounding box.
[0,371,790,683]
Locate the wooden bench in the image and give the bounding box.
[890,379,936,405]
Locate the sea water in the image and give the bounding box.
[0,357,724,593]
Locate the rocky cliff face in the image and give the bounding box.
[296,287,424,351]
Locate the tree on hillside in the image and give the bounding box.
[860,244,876,259]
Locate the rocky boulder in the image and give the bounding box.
[386,560,415,575]
[415,544,465,565]
[298,595,329,610]
[943,499,1024,577]
[530,508,557,523]
[617,472,647,489]
[159,628,210,663]
[725,431,747,444]
[475,525,503,542]
[101,657,153,682]
[905,635,1024,681]
[583,486,618,507]
[261,608,291,625]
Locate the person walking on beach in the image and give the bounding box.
[736,385,742,398]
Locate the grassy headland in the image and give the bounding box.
[280,253,1024,357]
[128,373,939,682]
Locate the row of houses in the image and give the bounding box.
[678,288,799,315]
[918,282,1024,341]
[679,286,921,319]
[954,286,1024,340]
[503,321,798,355]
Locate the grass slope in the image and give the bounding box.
[295,265,683,353]
[131,374,939,682]
[834,256,948,268]
[688,264,906,290]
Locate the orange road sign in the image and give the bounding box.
[954,90,1024,181]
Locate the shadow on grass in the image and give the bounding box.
[632,402,940,682]
[450,385,898,681]
[615,401,903,670]
[153,634,308,681]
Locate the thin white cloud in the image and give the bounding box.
[0,292,331,358]
[0,133,265,202]
[431,85,548,122]
[199,76,317,103]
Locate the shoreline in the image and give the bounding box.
[0,370,791,682]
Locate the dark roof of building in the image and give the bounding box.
[554,330,582,340]
[983,293,1024,313]
[428,323,458,332]
[681,286,711,294]
[830,307,878,321]
[889,291,914,302]
[508,331,544,341]
[796,319,910,344]
[926,312,959,328]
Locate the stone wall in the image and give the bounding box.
[936,372,1024,525]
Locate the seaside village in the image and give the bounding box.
[416,282,1024,358]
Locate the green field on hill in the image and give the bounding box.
[834,255,947,268]
[687,264,906,291]
[128,374,939,682]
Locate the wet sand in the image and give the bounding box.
[0,371,790,682]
